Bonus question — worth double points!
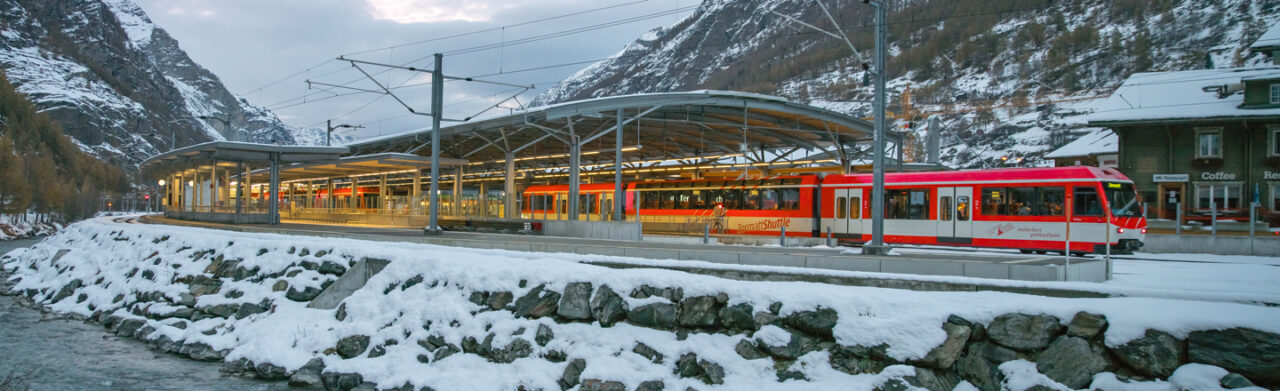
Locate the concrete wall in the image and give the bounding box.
[543,220,641,241]
[166,210,272,224]
[1143,233,1280,256]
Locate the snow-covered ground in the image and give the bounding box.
[0,213,61,240]
[4,217,1279,390]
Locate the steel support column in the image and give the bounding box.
[210,161,218,212]
[568,126,581,221]
[504,152,516,219]
[866,2,890,254]
[235,161,243,217]
[614,108,624,221]
[453,166,463,216]
[269,153,280,225]
[425,53,445,234]
[412,170,422,212]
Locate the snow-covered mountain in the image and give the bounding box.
[0,0,332,171]
[534,0,1279,168]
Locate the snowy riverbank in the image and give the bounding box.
[3,218,1279,391]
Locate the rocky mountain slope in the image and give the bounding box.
[0,0,330,171]
[534,0,1279,168]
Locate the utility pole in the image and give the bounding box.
[426,53,444,235]
[772,0,891,254]
[864,0,891,255]
[326,120,364,146]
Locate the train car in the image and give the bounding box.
[821,166,1146,254]
[624,175,821,237]
[521,183,620,220]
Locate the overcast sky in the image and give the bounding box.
[131,0,694,140]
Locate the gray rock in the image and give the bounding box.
[1111,329,1183,378]
[1035,336,1109,389]
[919,322,972,369]
[462,334,494,356]
[202,303,240,318]
[536,324,554,346]
[286,286,322,302]
[783,308,838,339]
[488,291,514,310]
[288,358,324,387]
[957,355,1003,391]
[51,279,82,303]
[557,282,593,320]
[1188,328,1280,385]
[559,358,586,390]
[987,313,1062,351]
[490,338,533,363]
[970,322,987,342]
[253,362,288,380]
[590,285,628,327]
[1066,312,1107,339]
[633,342,664,363]
[350,382,376,391]
[1220,372,1256,389]
[753,311,780,328]
[718,303,757,331]
[967,341,1019,363]
[513,285,561,319]
[759,328,820,360]
[635,380,665,391]
[677,296,720,328]
[631,285,682,302]
[336,335,371,359]
[829,345,890,375]
[180,342,223,361]
[674,353,724,385]
[628,303,678,330]
[906,367,962,391]
[735,339,768,360]
[236,300,271,318]
[321,372,363,391]
[579,379,627,391]
[335,303,348,321]
[946,315,972,327]
[115,318,146,336]
[468,291,489,306]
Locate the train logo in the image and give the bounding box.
[989,223,1016,237]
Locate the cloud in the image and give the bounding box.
[363,0,538,23]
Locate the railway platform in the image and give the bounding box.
[139,215,1110,285]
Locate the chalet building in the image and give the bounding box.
[1044,129,1117,169]
[1087,66,1280,223]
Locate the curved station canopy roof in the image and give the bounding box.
[345,90,886,180]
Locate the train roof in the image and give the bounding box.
[823,166,1133,185]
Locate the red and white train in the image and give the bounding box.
[522,167,1147,254]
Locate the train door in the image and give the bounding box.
[937,187,973,243]
[832,188,863,238]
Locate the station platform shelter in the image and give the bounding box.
[140,91,889,233]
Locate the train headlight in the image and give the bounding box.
[1116,228,1125,234]
[1140,228,1147,235]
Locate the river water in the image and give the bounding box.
[0,237,291,391]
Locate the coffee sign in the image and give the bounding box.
[1153,174,1188,182]
[1200,171,1237,181]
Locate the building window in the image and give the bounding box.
[1196,128,1222,158]
[1272,84,1280,104]
[1271,126,1280,157]
[1195,183,1243,210]
[1272,183,1280,211]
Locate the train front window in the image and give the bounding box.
[1073,187,1103,216]
[1105,182,1141,217]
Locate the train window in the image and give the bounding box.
[661,191,676,209]
[744,190,762,210]
[1074,187,1103,216]
[761,189,779,210]
[677,191,692,209]
[1038,187,1065,216]
[780,188,800,210]
[886,189,929,219]
[850,197,861,219]
[689,190,706,209]
[836,197,847,219]
[941,196,953,221]
[957,196,970,221]
[1010,187,1037,216]
[982,188,1008,216]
